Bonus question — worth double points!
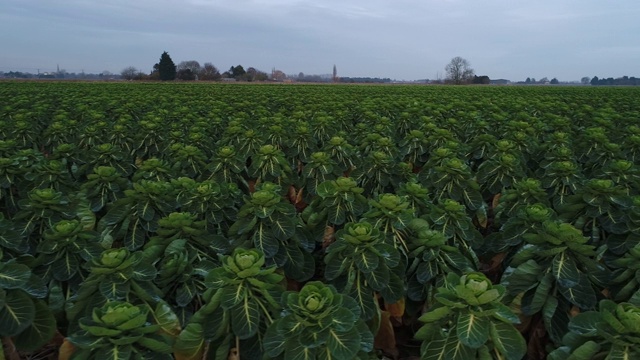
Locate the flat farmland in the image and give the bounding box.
[1,81,640,359]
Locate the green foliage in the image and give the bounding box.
[67,301,174,359]
[501,220,607,342]
[324,221,403,319]
[0,249,55,351]
[264,281,374,359]
[3,82,640,358]
[35,219,102,282]
[82,166,130,212]
[415,272,525,360]
[421,156,484,210]
[406,219,475,301]
[175,248,284,359]
[228,182,313,281]
[66,248,161,323]
[302,177,368,227]
[549,300,640,360]
[99,180,176,250]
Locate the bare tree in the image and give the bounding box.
[581,76,591,85]
[445,56,474,84]
[177,60,201,80]
[199,62,221,81]
[121,66,138,80]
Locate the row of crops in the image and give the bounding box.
[1,82,640,359]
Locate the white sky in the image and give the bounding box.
[1,0,639,81]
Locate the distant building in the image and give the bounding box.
[490,79,510,85]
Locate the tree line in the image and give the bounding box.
[121,51,270,82]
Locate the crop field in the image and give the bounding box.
[1,81,640,359]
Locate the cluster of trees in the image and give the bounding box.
[590,76,640,86]
[523,77,560,85]
[121,52,270,82]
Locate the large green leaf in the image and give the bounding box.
[138,201,155,222]
[0,290,36,336]
[284,340,317,360]
[328,202,346,225]
[418,306,451,323]
[521,272,553,316]
[151,301,181,337]
[558,274,597,309]
[326,328,360,359]
[52,253,79,281]
[324,256,347,281]
[568,311,600,336]
[14,299,56,351]
[348,284,377,321]
[489,321,526,360]
[282,245,315,282]
[354,251,380,274]
[137,334,173,353]
[94,344,132,360]
[124,220,146,250]
[552,252,580,288]
[363,265,389,292]
[422,331,475,360]
[230,298,261,339]
[0,263,31,289]
[263,319,286,357]
[270,214,296,240]
[608,344,635,360]
[252,222,279,258]
[456,312,490,349]
[174,323,206,360]
[564,340,600,360]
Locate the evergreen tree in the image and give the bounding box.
[158,51,176,81]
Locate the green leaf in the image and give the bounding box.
[558,274,597,309]
[137,334,173,353]
[284,340,317,360]
[0,263,31,289]
[489,321,526,360]
[354,251,380,273]
[363,264,389,292]
[151,301,181,337]
[330,307,357,332]
[568,311,600,336]
[348,284,377,321]
[0,290,36,336]
[324,256,347,281]
[552,252,580,288]
[94,344,132,360]
[281,243,314,282]
[326,328,360,359]
[521,273,553,316]
[230,299,261,339]
[609,344,635,360]
[252,222,279,258]
[52,253,79,281]
[422,331,475,360]
[174,323,206,360]
[263,319,286,357]
[270,214,296,240]
[139,201,155,222]
[456,312,490,349]
[418,306,451,323]
[567,340,600,360]
[14,299,56,352]
[328,203,346,225]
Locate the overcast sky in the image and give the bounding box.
[1,0,639,81]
